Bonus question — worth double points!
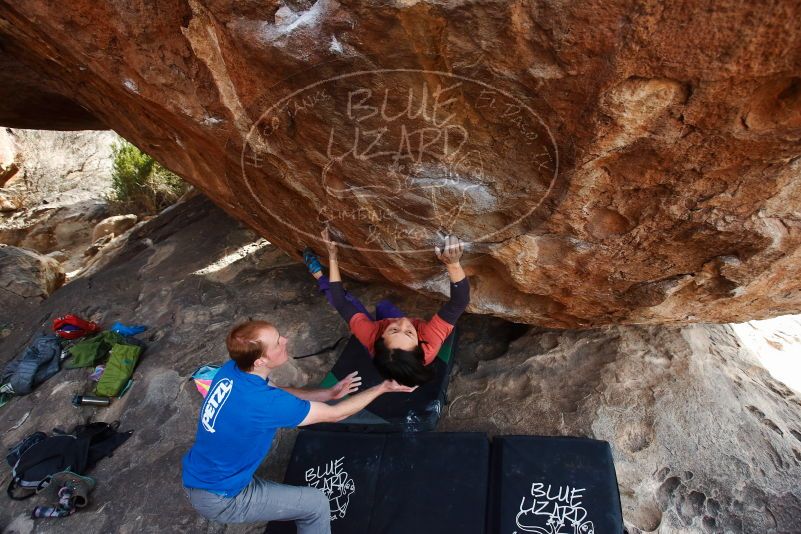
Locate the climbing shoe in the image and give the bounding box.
[302,248,323,276]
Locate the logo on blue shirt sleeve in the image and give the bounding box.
[202,378,233,433]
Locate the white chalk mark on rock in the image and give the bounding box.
[329,36,344,54]
[123,79,139,93]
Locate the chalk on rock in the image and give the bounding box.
[274,6,299,26]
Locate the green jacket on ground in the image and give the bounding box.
[66,331,127,369]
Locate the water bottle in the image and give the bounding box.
[72,395,111,407]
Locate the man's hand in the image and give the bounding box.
[329,371,362,400]
[380,379,418,393]
[300,379,419,426]
[321,227,338,259]
[435,235,464,266]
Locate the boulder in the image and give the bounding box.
[0,244,65,300]
[1,2,801,326]
[91,214,138,242]
[2,199,111,276]
[0,190,22,212]
[441,323,801,533]
[46,249,69,263]
[0,196,798,532]
[0,162,19,187]
[0,129,118,278]
[0,129,117,205]
[0,127,20,187]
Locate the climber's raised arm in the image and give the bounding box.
[434,235,470,325]
[319,228,363,324]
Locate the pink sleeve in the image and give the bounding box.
[348,313,380,355]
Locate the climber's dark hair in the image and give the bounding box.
[373,338,435,387]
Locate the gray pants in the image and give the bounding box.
[185,478,331,533]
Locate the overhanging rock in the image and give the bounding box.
[1,1,800,326]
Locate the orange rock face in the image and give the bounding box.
[1,1,800,326]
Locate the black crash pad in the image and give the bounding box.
[268,430,490,534]
[309,331,457,432]
[489,436,624,534]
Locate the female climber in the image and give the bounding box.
[302,229,470,386]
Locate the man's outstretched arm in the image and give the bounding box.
[275,372,361,402]
[299,380,416,426]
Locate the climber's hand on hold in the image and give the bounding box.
[435,234,464,266]
[436,234,466,283]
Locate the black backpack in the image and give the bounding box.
[6,421,132,500]
[5,431,47,467]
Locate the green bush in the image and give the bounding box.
[109,141,187,213]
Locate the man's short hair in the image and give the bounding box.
[226,320,273,371]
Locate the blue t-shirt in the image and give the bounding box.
[182,360,311,496]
